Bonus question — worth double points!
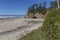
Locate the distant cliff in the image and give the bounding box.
[25,4,47,19]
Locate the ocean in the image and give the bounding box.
[0,15,25,20]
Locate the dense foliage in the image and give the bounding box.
[41,9,60,40]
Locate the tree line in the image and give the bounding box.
[50,0,60,9]
[27,0,60,17]
[27,2,47,15]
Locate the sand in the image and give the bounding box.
[0,18,44,40]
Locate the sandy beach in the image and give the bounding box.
[0,18,44,40]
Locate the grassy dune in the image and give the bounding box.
[19,9,60,40]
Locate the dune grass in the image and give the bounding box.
[19,9,60,40]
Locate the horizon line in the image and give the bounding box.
[0,15,25,16]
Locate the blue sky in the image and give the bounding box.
[0,0,55,15]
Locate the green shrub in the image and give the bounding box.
[41,9,60,40]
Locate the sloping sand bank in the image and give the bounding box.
[0,18,44,40]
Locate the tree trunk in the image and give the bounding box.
[57,0,59,8]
